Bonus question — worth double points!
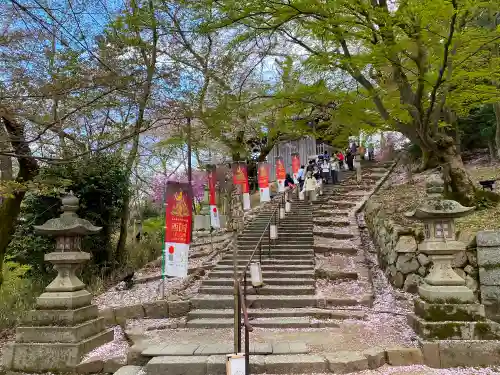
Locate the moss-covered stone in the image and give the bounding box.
[420,321,463,340]
[414,299,485,322]
[474,322,499,340]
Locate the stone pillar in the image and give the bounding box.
[5,193,114,373]
[477,230,500,322]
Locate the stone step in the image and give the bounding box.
[236,248,314,255]
[237,242,312,249]
[187,308,365,320]
[208,270,314,279]
[217,259,314,266]
[223,254,313,260]
[314,244,358,255]
[317,202,356,210]
[242,226,313,232]
[141,342,308,358]
[314,210,350,217]
[202,278,315,286]
[313,219,352,227]
[213,264,314,272]
[145,353,330,374]
[198,285,315,296]
[191,295,318,309]
[313,230,355,240]
[238,235,313,240]
[186,317,316,329]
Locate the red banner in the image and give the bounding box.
[292,153,300,175]
[232,162,249,193]
[165,182,192,245]
[258,162,269,188]
[275,156,286,181]
[207,165,216,205]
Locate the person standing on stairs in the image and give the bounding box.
[337,151,344,170]
[302,171,317,204]
[321,158,330,184]
[284,173,295,188]
[331,156,340,184]
[297,165,305,189]
[345,149,355,171]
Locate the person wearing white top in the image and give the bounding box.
[321,160,330,184]
[301,171,317,204]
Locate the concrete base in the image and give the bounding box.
[420,339,500,368]
[6,328,114,372]
[418,283,475,303]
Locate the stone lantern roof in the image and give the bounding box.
[405,175,474,220]
[34,192,102,236]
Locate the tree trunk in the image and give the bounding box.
[115,0,158,262]
[417,149,439,171]
[434,134,476,206]
[0,115,39,286]
[494,102,500,160]
[0,123,12,182]
[488,140,496,163]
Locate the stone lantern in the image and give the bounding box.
[406,177,500,357]
[406,176,475,303]
[6,193,114,373]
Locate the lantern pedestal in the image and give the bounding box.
[5,194,113,373]
[405,178,500,367]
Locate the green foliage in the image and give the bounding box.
[142,216,164,242]
[7,154,129,281]
[457,104,497,151]
[0,260,42,329]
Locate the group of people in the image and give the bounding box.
[288,143,375,203]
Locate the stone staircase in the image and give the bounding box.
[187,195,321,328]
[313,164,393,310]
[110,162,404,375]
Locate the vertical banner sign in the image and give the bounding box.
[275,156,286,193]
[232,162,251,211]
[207,165,220,229]
[164,182,192,278]
[291,153,300,182]
[258,162,270,202]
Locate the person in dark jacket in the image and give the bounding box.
[284,173,295,188]
[346,149,355,171]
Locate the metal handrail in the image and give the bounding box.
[237,186,295,282]
[234,185,296,375]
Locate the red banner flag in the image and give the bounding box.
[164,182,192,277]
[292,153,300,176]
[232,162,248,186]
[207,165,216,206]
[275,156,286,192]
[207,165,220,228]
[258,162,270,202]
[232,162,250,209]
[275,156,286,181]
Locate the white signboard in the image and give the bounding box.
[164,242,189,278]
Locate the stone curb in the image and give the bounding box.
[99,298,191,326]
[113,346,424,375]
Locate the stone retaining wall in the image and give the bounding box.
[364,200,478,295]
[477,230,500,322]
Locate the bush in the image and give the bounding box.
[7,154,129,282]
[0,260,42,329]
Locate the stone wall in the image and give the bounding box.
[364,200,478,295]
[477,230,500,322]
